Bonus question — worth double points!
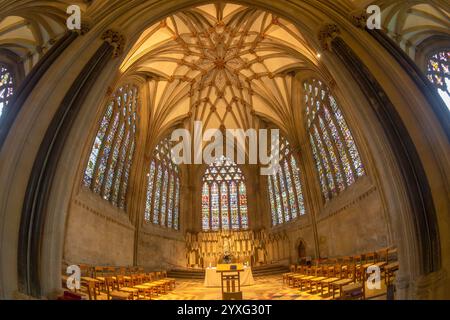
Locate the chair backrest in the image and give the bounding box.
[376,248,389,263]
[86,280,97,300]
[365,252,376,264]
[104,276,115,299]
[353,255,362,265]
[79,264,92,277]
[290,265,296,272]
[94,266,104,278]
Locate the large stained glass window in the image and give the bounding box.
[201,156,248,231]
[83,84,138,210]
[0,64,15,119]
[304,78,365,202]
[267,135,306,227]
[144,136,180,230]
[426,50,450,110]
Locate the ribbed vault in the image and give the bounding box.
[0,0,87,73]
[120,3,320,135]
[377,0,450,58]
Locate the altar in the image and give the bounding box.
[204,266,255,287]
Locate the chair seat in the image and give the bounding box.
[81,277,100,283]
[333,279,353,286]
[134,285,151,290]
[142,282,162,288]
[321,277,339,284]
[120,287,139,293]
[110,290,130,300]
[342,282,363,292]
[310,276,326,282]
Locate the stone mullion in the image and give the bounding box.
[116,85,138,203]
[110,95,132,202]
[279,160,293,221]
[313,120,339,196]
[153,160,164,225]
[237,181,242,229]
[100,100,125,197]
[158,167,168,226]
[319,107,348,189]
[274,172,287,223]
[164,171,172,228]
[90,99,118,190]
[227,181,232,230]
[148,161,157,224]
[208,183,212,230]
[116,123,134,207]
[269,175,280,225]
[286,154,300,217]
[309,130,332,199]
[218,181,223,230]
[325,93,358,179]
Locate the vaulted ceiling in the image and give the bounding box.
[120,3,320,133]
[0,0,87,73]
[377,0,450,58]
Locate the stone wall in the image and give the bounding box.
[63,187,134,266]
[137,224,186,270]
[265,176,390,264]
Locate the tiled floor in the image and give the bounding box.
[153,276,387,300]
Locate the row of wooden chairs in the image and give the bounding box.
[283,247,399,299]
[63,265,176,300]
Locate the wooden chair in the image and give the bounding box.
[318,265,341,296]
[330,264,355,299]
[297,266,319,291]
[161,271,176,289]
[304,267,328,292]
[340,282,365,300]
[84,279,97,300]
[105,276,132,300]
[283,265,296,284]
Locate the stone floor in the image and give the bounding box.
[153,275,388,300]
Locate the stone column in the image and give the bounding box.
[290,71,321,260]
[17,29,124,298]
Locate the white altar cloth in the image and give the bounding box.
[203,267,255,287]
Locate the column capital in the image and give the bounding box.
[349,10,368,29]
[318,24,340,51]
[101,29,126,58]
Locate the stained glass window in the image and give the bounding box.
[267,135,306,227]
[143,136,181,230]
[426,50,450,111]
[201,156,248,231]
[83,84,138,210]
[0,64,15,119]
[304,78,365,202]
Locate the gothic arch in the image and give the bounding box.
[0,0,446,300]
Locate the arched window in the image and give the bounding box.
[0,64,15,119]
[426,49,450,110]
[304,78,365,202]
[202,156,248,231]
[144,137,180,230]
[83,84,138,210]
[267,136,306,226]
